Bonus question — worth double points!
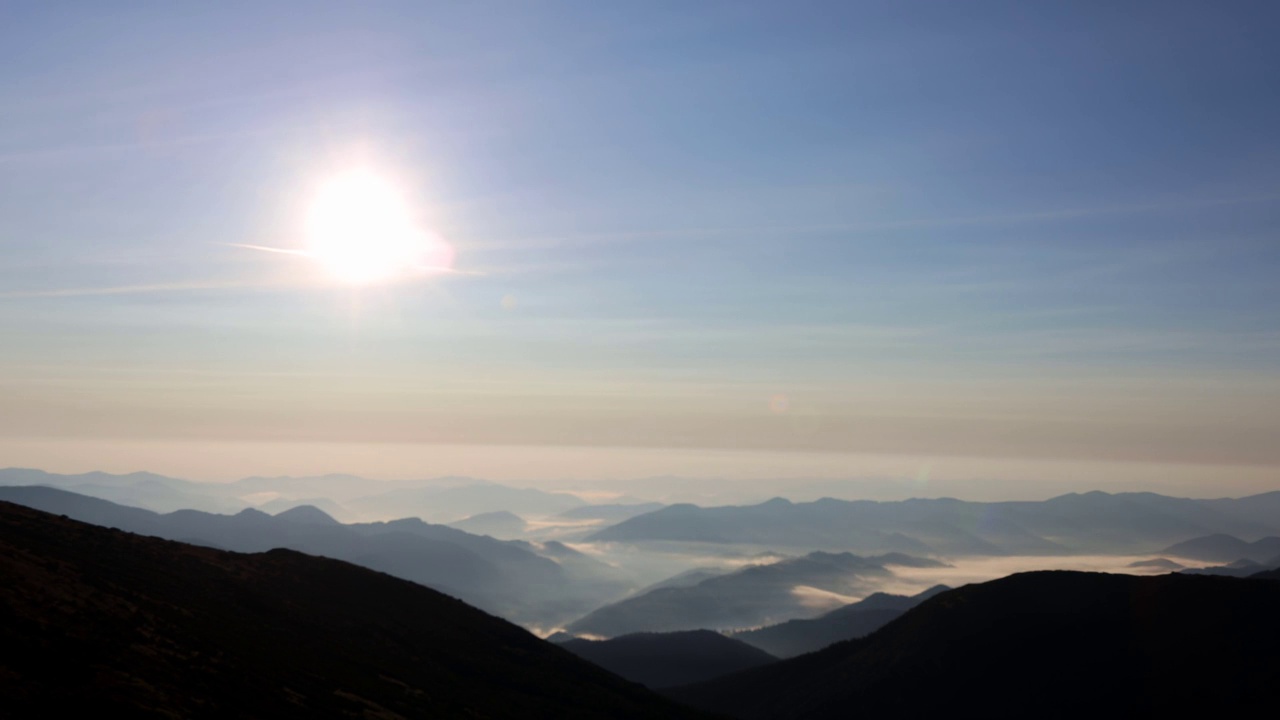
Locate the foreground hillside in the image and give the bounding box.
[0,501,704,719]
[558,630,777,688]
[672,570,1280,718]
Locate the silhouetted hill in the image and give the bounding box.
[671,571,1280,718]
[559,631,777,688]
[1162,533,1280,563]
[0,486,621,627]
[731,585,950,658]
[591,492,1280,554]
[258,497,354,521]
[0,467,247,514]
[448,510,528,538]
[566,552,945,637]
[274,504,342,525]
[0,501,704,719]
[1180,557,1275,577]
[1125,557,1185,570]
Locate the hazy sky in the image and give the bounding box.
[3,2,1279,492]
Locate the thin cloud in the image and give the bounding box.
[225,243,311,256]
[227,242,484,276]
[0,279,269,299]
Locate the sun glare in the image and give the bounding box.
[304,169,453,284]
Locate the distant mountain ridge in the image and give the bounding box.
[1161,533,1280,563]
[0,468,588,522]
[590,490,1280,555]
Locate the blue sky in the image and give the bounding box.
[2,2,1279,488]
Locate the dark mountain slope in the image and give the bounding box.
[0,486,617,626]
[731,585,950,658]
[559,631,777,688]
[672,570,1280,719]
[0,501,704,719]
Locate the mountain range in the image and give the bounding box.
[564,551,947,637]
[0,485,625,627]
[1161,533,1280,563]
[591,491,1280,554]
[0,468,588,523]
[0,500,705,718]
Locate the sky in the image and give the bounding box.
[2,1,1279,495]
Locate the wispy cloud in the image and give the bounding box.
[0,279,269,299]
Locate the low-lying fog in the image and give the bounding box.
[569,540,1217,597]
[539,539,1222,635]
[875,554,1215,597]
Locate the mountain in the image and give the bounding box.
[256,496,355,521]
[0,486,622,627]
[0,468,592,523]
[1126,557,1185,570]
[448,510,528,538]
[565,551,945,637]
[1180,558,1273,578]
[0,500,703,719]
[274,504,343,525]
[731,585,950,658]
[0,467,246,513]
[558,631,777,688]
[671,570,1280,718]
[590,491,1280,554]
[1162,533,1280,563]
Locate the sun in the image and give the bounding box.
[304,169,453,284]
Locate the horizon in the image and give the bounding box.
[4,459,1278,505]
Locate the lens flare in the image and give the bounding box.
[304,169,453,284]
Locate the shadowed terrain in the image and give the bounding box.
[730,585,950,658]
[0,501,706,719]
[0,485,626,626]
[558,630,777,688]
[671,570,1280,718]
